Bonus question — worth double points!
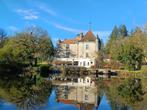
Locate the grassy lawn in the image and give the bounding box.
[116,65,147,78]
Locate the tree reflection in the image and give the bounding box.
[0,73,52,110]
[96,78,145,110]
[118,78,144,104]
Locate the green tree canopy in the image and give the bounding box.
[110,25,119,40]
[119,25,128,37]
[0,28,7,48]
[117,43,143,70]
[0,26,54,66]
[118,78,144,104]
[106,26,119,54]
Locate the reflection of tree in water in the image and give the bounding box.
[105,79,129,110]
[118,78,144,103]
[96,78,109,95]
[94,79,108,109]
[0,73,52,110]
[95,78,145,110]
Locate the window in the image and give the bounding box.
[65,44,69,49]
[74,61,78,65]
[85,95,88,100]
[87,62,89,66]
[85,44,89,50]
[85,87,88,91]
[86,53,89,58]
[87,79,89,83]
[66,52,70,58]
[83,61,86,66]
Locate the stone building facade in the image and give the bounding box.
[55,30,101,68]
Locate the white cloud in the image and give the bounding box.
[24,15,38,20]
[16,9,39,20]
[53,23,84,33]
[39,6,57,16]
[93,31,111,37]
[52,22,111,37]
[37,3,80,24]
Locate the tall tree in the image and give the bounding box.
[110,25,119,40]
[131,26,142,36]
[0,26,54,66]
[106,26,119,54]
[39,36,54,62]
[0,28,7,48]
[131,26,147,63]
[119,25,128,37]
[16,26,54,65]
[117,43,143,70]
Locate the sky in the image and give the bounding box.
[0,0,147,44]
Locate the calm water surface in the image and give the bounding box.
[0,85,132,110]
[1,77,147,110]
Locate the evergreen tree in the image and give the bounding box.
[110,25,119,40]
[99,39,104,50]
[119,25,128,37]
[105,26,119,53]
[133,26,142,35]
[0,28,7,48]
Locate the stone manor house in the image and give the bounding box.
[55,30,101,68]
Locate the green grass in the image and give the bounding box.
[141,65,147,73]
[116,65,147,78]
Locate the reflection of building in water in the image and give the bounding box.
[56,86,100,110]
[77,76,95,86]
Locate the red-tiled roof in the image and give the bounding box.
[75,36,82,41]
[58,99,75,104]
[81,31,96,42]
[60,31,96,44]
[58,99,81,108]
[62,39,75,44]
[58,98,95,110]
